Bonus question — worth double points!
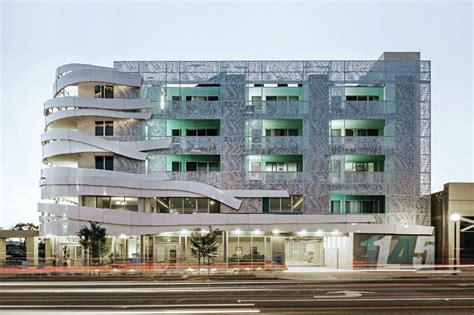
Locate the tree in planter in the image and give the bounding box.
[76,222,109,266]
[190,227,220,266]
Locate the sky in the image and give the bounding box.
[0,0,473,227]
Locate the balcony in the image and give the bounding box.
[244,101,308,117]
[329,172,389,184]
[330,136,394,155]
[246,172,305,183]
[245,136,305,154]
[170,136,221,154]
[154,101,221,119]
[330,100,393,117]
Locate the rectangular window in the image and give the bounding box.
[185,96,218,101]
[207,129,218,136]
[104,156,113,170]
[197,162,208,172]
[331,200,341,214]
[186,162,197,171]
[209,199,220,213]
[288,96,299,101]
[171,96,181,102]
[208,162,219,172]
[94,85,114,99]
[95,156,113,171]
[97,196,111,209]
[186,129,197,136]
[331,129,342,137]
[169,198,183,214]
[269,198,281,212]
[158,197,219,214]
[157,197,170,213]
[185,128,219,136]
[171,161,182,172]
[171,129,182,136]
[83,196,96,208]
[268,196,303,212]
[95,121,113,136]
[367,129,379,136]
[266,96,277,101]
[345,95,380,101]
[281,198,291,211]
[288,129,299,136]
[197,198,208,213]
[265,162,299,172]
[183,198,196,214]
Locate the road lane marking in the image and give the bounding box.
[313,290,375,298]
[0,303,254,309]
[238,296,474,302]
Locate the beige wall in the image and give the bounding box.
[78,83,95,98]
[77,118,97,135]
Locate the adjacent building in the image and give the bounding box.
[39,52,434,269]
[432,183,474,265]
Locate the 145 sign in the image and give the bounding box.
[354,234,434,268]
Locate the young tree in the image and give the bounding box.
[76,222,109,266]
[190,226,220,266]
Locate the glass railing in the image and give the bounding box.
[330,100,394,115]
[246,171,305,182]
[244,101,308,115]
[330,136,395,152]
[149,171,222,186]
[170,136,221,153]
[152,101,222,117]
[245,136,306,153]
[329,172,389,184]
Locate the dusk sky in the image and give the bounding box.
[1,0,472,227]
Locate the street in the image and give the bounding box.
[1,271,474,314]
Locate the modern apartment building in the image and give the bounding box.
[39,52,434,269]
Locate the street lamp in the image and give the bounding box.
[450,213,461,268]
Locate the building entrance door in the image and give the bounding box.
[285,237,324,266]
[154,243,179,264]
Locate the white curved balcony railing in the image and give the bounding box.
[41,129,171,161]
[159,171,222,187]
[39,167,242,209]
[55,63,112,79]
[38,202,379,236]
[45,109,151,126]
[53,63,142,97]
[44,97,152,113]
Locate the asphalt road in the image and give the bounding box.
[1,273,474,314]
